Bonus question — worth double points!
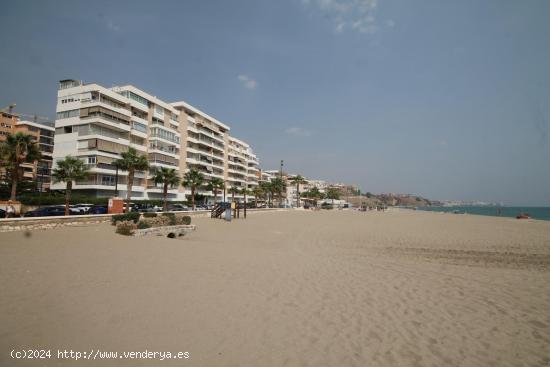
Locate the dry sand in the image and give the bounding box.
[1,209,550,366]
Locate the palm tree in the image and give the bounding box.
[182,168,204,210]
[228,186,240,202]
[325,187,341,200]
[206,177,225,204]
[259,181,272,207]
[0,132,41,201]
[113,147,149,212]
[301,186,322,207]
[289,175,307,208]
[270,177,286,207]
[51,155,90,216]
[252,186,263,208]
[152,167,180,211]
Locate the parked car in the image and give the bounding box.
[71,203,94,214]
[24,206,67,217]
[167,204,189,212]
[135,203,162,213]
[88,205,108,214]
[0,208,6,218]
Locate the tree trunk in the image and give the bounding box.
[213,189,218,204]
[163,182,168,212]
[65,181,72,216]
[191,187,195,210]
[296,183,300,208]
[10,166,18,201]
[126,169,134,213]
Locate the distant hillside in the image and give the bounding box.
[346,193,433,207]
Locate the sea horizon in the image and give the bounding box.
[416,205,550,221]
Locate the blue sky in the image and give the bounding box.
[1,0,549,205]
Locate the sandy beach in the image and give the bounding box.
[1,209,549,366]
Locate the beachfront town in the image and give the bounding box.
[0,79,362,216]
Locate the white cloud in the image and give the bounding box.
[238,75,258,90]
[107,21,121,32]
[284,127,312,137]
[303,0,379,34]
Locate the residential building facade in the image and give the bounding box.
[51,79,260,202]
[0,109,55,191]
[14,121,55,191]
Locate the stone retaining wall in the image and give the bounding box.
[0,208,287,233]
[133,225,196,238]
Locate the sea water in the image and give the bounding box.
[417,206,550,221]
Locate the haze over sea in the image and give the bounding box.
[418,206,550,221]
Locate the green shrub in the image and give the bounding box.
[136,220,151,229]
[177,215,192,225]
[142,212,158,218]
[112,212,141,224]
[162,212,176,225]
[116,221,137,235]
[18,193,109,206]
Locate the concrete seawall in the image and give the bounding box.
[0,208,288,232]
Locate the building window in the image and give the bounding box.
[101,175,116,186]
[131,121,148,133]
[56,109,80,119]
[87,156,96,164]
[155,105,164,116]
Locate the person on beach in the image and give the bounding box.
[6,201,16,218]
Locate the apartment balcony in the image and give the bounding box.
[74,175,145,190]
[84,163,146,176]
[80,114,131,132]
[128,99,149,113]
[228,160,247,170]
[149,160,179,169]
[153,110,164,121]
[198,128,224,144]
[81,99,132,118]
[130,143,147,152]
[146,186,179,194]
[130,128,147,139]
[197,140,224,153]
[187,123,199,134]
[148,147,179,159]
[227,167,246,176]
[187,165,224,180]
[77,132,130,147]
[132,115,149,126]
[149,135,181,147]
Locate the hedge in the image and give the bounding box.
[17,193,191,207]
[112,212,141,224]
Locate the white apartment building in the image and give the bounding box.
[225,136,259,198]
[51,79,260,203]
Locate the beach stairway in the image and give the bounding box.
[211,204,225,218]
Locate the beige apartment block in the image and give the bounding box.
[51,79,261,203]
[0,110,55,191]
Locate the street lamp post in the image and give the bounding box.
[114,165,119,197]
